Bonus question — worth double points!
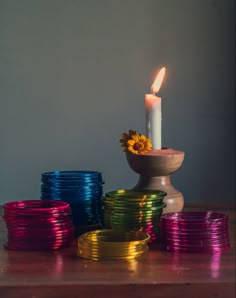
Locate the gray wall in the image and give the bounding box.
[0,0,235,205]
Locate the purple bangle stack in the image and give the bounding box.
[160,211,229,253]
[3,200,74,251]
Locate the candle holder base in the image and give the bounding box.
[126,148,185,214]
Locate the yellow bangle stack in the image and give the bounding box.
[76,229,150,261]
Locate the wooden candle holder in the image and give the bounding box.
[126,148,185,214]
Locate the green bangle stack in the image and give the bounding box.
[102,189,166,243]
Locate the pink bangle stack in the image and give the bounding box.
[160,211,229,253]
[3,200,74,250]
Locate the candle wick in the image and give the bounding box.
[151,86,156,96]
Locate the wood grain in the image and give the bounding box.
[0,206,235,298]
[126,149,185,213]
[126,149,185,176]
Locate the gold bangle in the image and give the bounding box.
[76,229,150,261]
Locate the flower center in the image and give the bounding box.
[133,142,144,151]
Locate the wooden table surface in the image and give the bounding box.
[0,206,235,298]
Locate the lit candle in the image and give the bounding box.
[145,67,166,150]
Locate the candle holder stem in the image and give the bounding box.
[133,175,184,214]
[134,175,171,189]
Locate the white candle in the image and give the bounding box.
[145,67,166,150]
[145,94,162,150]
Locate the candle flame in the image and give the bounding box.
[151,67,166,95]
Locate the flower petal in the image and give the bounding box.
[127,139,135,146]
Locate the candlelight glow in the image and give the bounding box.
[151,67,166,95]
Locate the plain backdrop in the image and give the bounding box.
[0,0,235,205]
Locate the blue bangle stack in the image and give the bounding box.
[41,171,104,234]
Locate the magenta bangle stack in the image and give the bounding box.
[3,200,74,250]
[160,211,229,253]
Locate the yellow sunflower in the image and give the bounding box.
[119,131,152,154]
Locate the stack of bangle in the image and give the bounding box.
[3,200,74,250]
[160,211,229,253]
[41,171,104,234]
[76,229,150,260]
[103,189,166,243]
